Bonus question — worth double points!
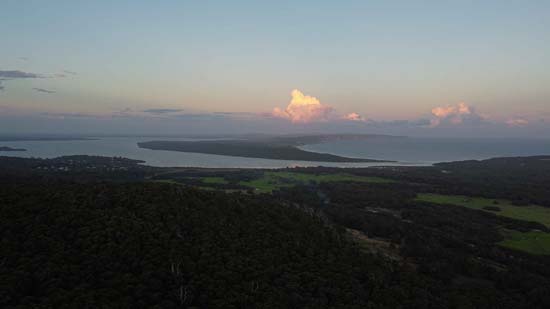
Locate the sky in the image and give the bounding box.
[1,0,550,137]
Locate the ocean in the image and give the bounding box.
[1,136,550,168]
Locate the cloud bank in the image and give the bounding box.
[2,102,548,137]
[142,108,184,114]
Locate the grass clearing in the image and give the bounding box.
[201,176,228,184]
[416,193,550,228]
[499,229,550,255]
[239,171,393,193]
[156,171,393,194]
[152,179,181,185]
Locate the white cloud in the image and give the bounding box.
[272,89,334,123]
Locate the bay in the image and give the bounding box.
[2,136,550,168]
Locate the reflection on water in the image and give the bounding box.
[1,136,549,168]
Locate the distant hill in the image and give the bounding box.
[0,135,94,142]
[0,146,26,152]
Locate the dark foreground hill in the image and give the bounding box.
[2,155,550,308]
[0,182,416,308]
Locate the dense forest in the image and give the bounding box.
[2,155,550,308]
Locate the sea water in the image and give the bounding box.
[1,136,549,168]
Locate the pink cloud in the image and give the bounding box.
[506,118,529,127]
[343,112,365,122]
[430,102,483,127]
[272,89,334,123]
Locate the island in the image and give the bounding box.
[0,146,26,152]
[138,136,393,162]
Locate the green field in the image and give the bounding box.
[239,171,393,193]
[201,176,229,184]
[156,171,392,193]
[416,193,550,228]
[498,229,550,255]
[152,176,228,189]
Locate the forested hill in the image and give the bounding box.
[0,181,427,308]
[3,155,550,308]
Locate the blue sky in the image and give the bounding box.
[1,1,549,136]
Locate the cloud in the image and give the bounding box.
[0,70,43,79]
[33,88,56,94]
[50,70,77,78]
[41,112,103,119]
[142,108,184,114]
[0,69,69,91]
[0,70,44,91]
[506,118,529,127]
[343,112,366,122]
[272,89,334,123]
[171,113,228,120]
[430,102,485,127]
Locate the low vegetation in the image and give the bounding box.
[416,193,550,227]
[239,171,393,193]
[3,155,550,307]
[499,229,550,255]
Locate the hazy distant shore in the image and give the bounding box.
[0,136,96,142]
[0,146,26,152]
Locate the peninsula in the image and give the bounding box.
[138,135,394,163]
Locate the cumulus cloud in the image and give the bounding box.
[272,89,334,123]
[430,102,485,127]
[33,88,56,94]
[506,118,529,127]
